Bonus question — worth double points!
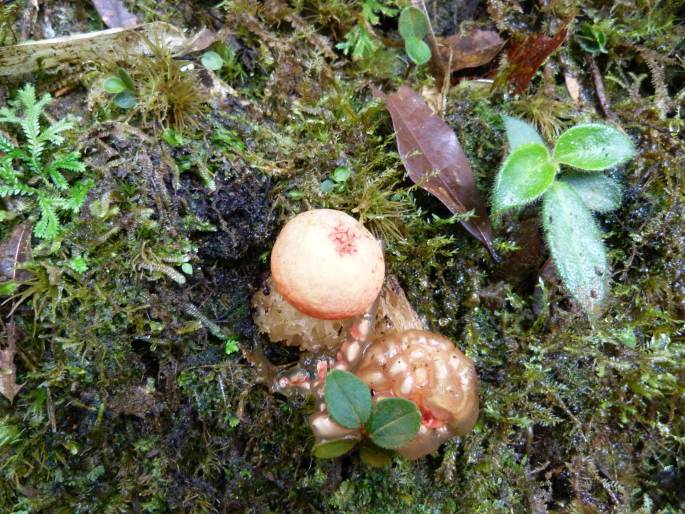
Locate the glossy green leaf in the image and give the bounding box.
[542,181,608,316]
[492,143,556,213]
[103,77,126,94]
[502,115,545,151]
[359,441,394,467]
[320,179,336,193]
[201,51,224,71]
[332,166,351,183]
[367,398,421,449]
[325,370,372,429]
[113,91,137,109]
[404,37,431,65]
[398,6,429,40]
[313,437,360,459]
[117,67,136,91]
[560,172,622,213]
[553,124,635,171]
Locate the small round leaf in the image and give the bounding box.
[399,6,430,40]
[103,77,126,94]
[201,51,224,71]
[113,91,137,109]
[324,370,372,429]
[553,124,635,171]
[313,437,360,459]
[332,166,351,183]
[492,143,556,213]
[404,37,431,65]
[320,179,336,193]
[367,398,421,449]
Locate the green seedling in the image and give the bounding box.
[398,6,432,65]
[577,23,609,54]
[201,43,247,85]
[320,165,352,194]
[492,116,635,316]
[314,370,421,465]
[103,67,138,109]
[0,84,92,239]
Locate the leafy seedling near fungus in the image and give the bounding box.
[315,370,421,464]
[0,84,92,240]
[492,116,635,315]
[398,6,432,65]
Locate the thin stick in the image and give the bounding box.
[588,55,615,120]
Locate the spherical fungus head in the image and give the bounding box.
[270,209,385,320]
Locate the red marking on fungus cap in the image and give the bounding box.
[329,224,358,255]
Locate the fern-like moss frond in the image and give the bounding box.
[0,84,91,240]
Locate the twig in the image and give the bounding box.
[587,55,616,120]
[438,48,453,116]
[46,386,57,432]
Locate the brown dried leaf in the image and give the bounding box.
[503,22,569,93]
[0,323,23,403]
[374,86,495,256]
[0,222,33,282]
[92,0,138,29]
[438,30,505,72]
[174,27,224,55]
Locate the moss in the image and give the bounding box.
[1,0,684,512]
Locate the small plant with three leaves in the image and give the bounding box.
[0,84,91,240]
[492,117,635,316]
[314,370,421,466]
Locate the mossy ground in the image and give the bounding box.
[1,0,683,512]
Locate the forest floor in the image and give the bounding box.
[0,0,683,512]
